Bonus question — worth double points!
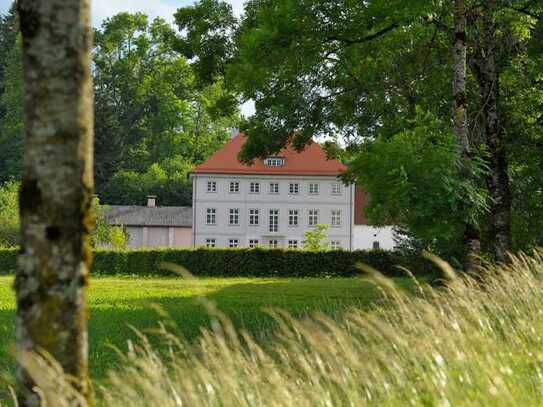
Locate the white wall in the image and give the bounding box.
[192,174,354,249]
[352,225,396,251]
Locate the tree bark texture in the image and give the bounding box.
[476,0,512,263]
[453,0,481,272]
[15,1,94,405]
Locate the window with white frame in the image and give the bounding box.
[331,182,342,195]
[331,210,341,226]
[268,239,279,248]
[288,210,299,227]
[373,241,380,250]
[288,239,298,249]
[331,240,341,250]
[249,239,259,248]
[289,183,299,194]
[207,181,217,193]
[309,183,320,194]
[229,181,240,193]
[308,209,319,226]
[269,209,279,232]
[229,208,240,225]
[206,208,216,225]
[248,208,260,226]
[269,182,279,194]
[250,182,260,193]
[205,238,216,248]
[265,157,284,167]
[229,239,240,248]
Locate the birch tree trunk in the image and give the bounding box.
[453,0,481,272]
[477,0,512,262]
[15,1,94,405]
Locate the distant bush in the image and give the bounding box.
[0,247,437,277]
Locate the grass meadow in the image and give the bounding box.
[0,275,410,387]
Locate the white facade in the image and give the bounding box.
[352,225,396,251]
[191,174,355,250]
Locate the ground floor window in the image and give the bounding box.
[330,240,341,250]
[288,239,298,249]
[373,241,380,250]
[205,238,216,248]
[268,239,279,249]
[229,239,240,248]
[249,239,259,248]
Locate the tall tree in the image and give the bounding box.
[16,0,93,404]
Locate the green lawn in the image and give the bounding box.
[0,275,413,382]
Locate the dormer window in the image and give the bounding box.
[265,157,284,167]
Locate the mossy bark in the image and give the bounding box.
[15,1,94,405]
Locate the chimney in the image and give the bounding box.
[147,195,157,207]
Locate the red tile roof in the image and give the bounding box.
[192,133,347,176]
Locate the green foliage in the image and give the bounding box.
[303,224,330,252]
[109,227,128,250]
[93,12,239,205]
[0,181,19,247]
[349,109,489,248]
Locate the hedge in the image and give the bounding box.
[0,247,438,278]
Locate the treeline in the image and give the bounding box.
[0,5,240,206]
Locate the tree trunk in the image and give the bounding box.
[15,1,94,405]
[453,0,481,272]
[477,0,512,263]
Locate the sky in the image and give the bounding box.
[0,0,255,116]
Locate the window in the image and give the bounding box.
[269,209,279,232]
[331,240,341,250]
[373,241,381,250]
[308,209,319,226]
[207,181,217,193]
[269,182,279,194]
[249,239,259,248]
[206,208,216,225]
[288,210,299,227]
[289,183,299,194]
[331,210,342,227]
[229,208,240,225]
[288,240,298,249]
[205,238,216,248]
[309,183,320,194]
[331,182,342,195]
[250,182,260,193]
[265,157,284,167]
[229,239,240,248]
[268,239,279,248]
[249,209,260,226]
[229,181,240,193]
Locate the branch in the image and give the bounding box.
[324,23,399,47]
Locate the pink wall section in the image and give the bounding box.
[173,228,192,247]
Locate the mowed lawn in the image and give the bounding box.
[0,275,413,381]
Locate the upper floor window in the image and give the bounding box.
[207,181,217,193]
[269,182,280,194]
[331,182,342,195]
[229,181,240,193]
[229,208,240,225]
[229,239,240,248]
[269,209,279,232]
[331,210,342,227]
[309,183,320,194]
[331,240,341,250]
[250,182,260,193]
[308,209,319,226]
[206,238,216,248]
[289,183,299,194]
[288,210,299,227]
[265,157,284,167]
[249,208,260,226]
[206,208,217,225]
